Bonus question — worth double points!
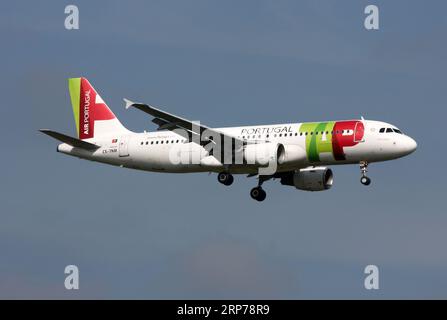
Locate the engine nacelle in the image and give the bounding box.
[280,167,334,191]
[243,143,284,167]
[277,144,307,165]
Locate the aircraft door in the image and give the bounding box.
[119,136,130,157]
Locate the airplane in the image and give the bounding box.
[40,77,417,201]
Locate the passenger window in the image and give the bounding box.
[151,141,154,145]
[295,133,298,136]
[156,141,159,144]
[266,134,269,138]
[140,142,143,145]
[146,141,148,145]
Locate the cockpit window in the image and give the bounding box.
[379,127,403,134]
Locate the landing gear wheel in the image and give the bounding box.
[217,172,234,186]
[359,161,371,186]
[360,176,371,186]
[250,187,266,201]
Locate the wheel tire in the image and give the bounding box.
[224,174,234,186]
[250,187,260,200]
[218,172,227,183]
[250,187,266,201]
[218,173,233,186]
[360,176,371,186]
[258,189,267,201]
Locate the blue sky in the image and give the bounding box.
[0,0,446,298]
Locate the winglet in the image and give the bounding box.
[124,98,135,109]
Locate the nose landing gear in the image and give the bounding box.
[359,161,371,186]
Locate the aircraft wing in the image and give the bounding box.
[124,99,247,146]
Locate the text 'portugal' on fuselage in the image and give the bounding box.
[40,77,417,202]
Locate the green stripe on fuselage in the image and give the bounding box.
[299,122,335,162]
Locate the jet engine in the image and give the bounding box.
[243,143,285,166]
[280,167,333,191]
[277,144,307,165]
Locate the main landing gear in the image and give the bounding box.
[218,172,269,201]
[250,175,270,202]
[359,161,371,186]
[217,172,234,186]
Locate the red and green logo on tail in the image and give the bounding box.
[68,77,116,139]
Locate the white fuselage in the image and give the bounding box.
[56,119,417,174]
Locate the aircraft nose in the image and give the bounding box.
[404,136,417,154]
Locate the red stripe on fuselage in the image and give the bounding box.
[332,121,364,160]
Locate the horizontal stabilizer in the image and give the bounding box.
[39,129,100,151]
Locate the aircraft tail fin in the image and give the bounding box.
[68,77,129,140]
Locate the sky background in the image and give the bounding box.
[0,0,446,299]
